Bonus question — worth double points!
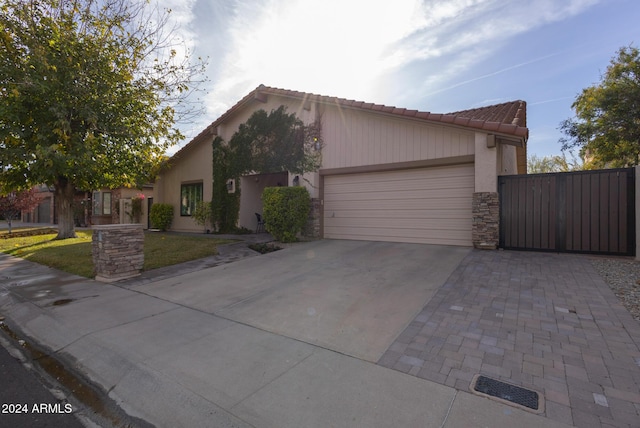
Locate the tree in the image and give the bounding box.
[0,188,39,233]
[211,106,322,232]
[192,200,212,233]
[560,46,640,168]
[0,0,206,239]
[527,152,584,174]
[229,106,322,177]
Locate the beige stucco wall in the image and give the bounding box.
[320,106,475,170]
[474,134,520,192]
[155,136,213,232]
[498,144,519,176]
[474,133,497,193]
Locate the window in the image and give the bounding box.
[181,182,202,216]
[92,191,112,215]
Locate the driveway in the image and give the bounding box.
[132,239,470,362]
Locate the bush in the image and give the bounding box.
[192,201,212,232]
[262,186,310,243]
[149,203,174,231]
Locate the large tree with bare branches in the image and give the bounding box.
[0,0,206,238]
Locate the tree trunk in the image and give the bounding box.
[54,177,77,239]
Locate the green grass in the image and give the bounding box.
[0,230,235,278]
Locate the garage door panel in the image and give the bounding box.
[323,233,470,245]
[327,167,473,184]
[324,198,472,211]
[323,164,473,246]
[324,209,470,220]
[324,175,474,194]
[324,188,472,201]
[324,226,470,243]
[324,217,471,230]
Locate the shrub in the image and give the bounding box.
[149,203,174,231]
[130,193,145,223]
[262,186,310,243]
[192,201,212,232]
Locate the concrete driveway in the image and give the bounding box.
[133,239,470,362]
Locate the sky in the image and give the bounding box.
[162,0,639,158]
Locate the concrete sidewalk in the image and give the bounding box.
[0,243,575,427]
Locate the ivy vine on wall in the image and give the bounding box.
[210,106,323,232]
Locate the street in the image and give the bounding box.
[0,331,85,428]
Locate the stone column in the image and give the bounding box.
[472,192,500,249]
[92,224,144,282]
[303,198,321,238]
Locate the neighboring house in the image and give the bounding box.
[90,185,154,228]
[23,185,154,229]
[20,184,55,224]
[155,84,528,248]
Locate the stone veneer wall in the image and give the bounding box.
[92,224,144,282]
[472,192,499,250]
[303,198,321,238]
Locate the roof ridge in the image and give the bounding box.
[171,85,528,160]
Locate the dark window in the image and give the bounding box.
[92,191,112,215]
[181,183,202,216]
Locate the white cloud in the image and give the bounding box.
[172,0,605,150]
[391,0,602,96]
[206,0,425,116]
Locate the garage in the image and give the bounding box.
[323,163,474,246]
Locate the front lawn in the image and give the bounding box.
[0,229,235,278]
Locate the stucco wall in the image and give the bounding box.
[474,133,497,193]
[155,136,213,232]
[320,106,475,170]
[499,144,519,176]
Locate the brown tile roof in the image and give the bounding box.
[173,85,528,159]
[448,100,527,128]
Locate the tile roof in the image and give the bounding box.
[448,100,527,128]
[174,85,528,159]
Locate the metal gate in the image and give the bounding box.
[499,168,635,255]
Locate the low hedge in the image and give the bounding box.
[262,186,310,243]
[149,203,174,231]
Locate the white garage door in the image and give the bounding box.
[323,164,474,246]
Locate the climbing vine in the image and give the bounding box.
[211,106,323,232]
[211,136,241,232]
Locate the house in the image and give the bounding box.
[23,185,154,229]
[89,185,154,228]
[20,184,55,224]
[154,85,528,248]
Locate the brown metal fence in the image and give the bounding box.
[499,168,635,255]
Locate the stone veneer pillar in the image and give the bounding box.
[303,198,321,238]
[92,224,144,282]
[472,192,500,250]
